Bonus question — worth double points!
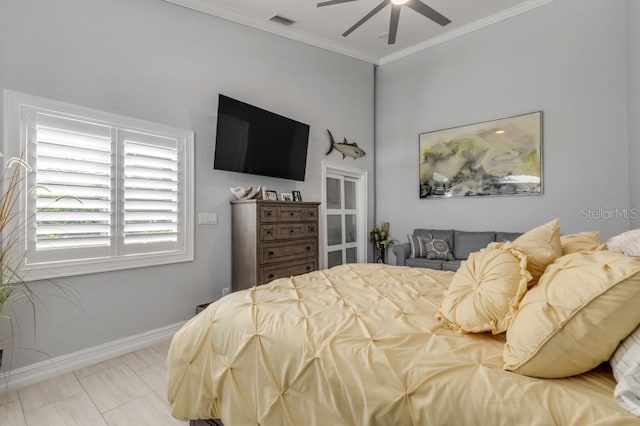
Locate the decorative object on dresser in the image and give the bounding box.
[280,192,293,201]
[292,190,302,202]
[229,185,264,200]
[230,200,320,292]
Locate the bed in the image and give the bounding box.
[167,263,640,425]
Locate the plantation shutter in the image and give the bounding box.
[31,113,113,261]
[121,130,182,255]
[11,90,193,280]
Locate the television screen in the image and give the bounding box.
[213,95,310,181]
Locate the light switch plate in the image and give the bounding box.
[198,213,218,225]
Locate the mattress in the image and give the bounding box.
[167,264,639,425]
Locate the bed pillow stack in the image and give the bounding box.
[611,325,640,416]
[437,218,560,335]
[503,250,640,378]
[437,246,530,334]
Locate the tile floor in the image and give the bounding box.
[0,339,187,426]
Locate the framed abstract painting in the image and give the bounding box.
[419,111,543,199]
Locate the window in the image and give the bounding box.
[4,90,194,280]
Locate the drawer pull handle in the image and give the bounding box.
[306,246,311,251]
[266,212,272,216]
[268,251,274,256]
[266,230,272,234]
[290,212,295,216]
[267,274,274,279]
[306,266,311,271]
[290,229,295,233]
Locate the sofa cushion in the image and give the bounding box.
[496,232,522,243]
[441,261,462,272]
[406,258,443,270]
[413,229,454,252]
[453,231,496,260]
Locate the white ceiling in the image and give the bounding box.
[163,0,555,64]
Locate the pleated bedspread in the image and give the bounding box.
[167,264,639,425]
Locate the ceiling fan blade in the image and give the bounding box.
[343,0,388,37]
[388,5,401,44]
[317,0,358,7]
[406,0,451,26]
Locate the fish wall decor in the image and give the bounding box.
[325,130,365,159]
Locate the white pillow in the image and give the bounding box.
[607,229,640,256]
[611,325,640,416]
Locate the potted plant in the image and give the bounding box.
[0,156,35,370]
[370,222,393,264]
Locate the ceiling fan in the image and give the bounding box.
[317,0,451,45]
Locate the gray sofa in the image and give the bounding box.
[393,229,522,271]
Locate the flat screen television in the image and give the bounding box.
[213,94,310,181]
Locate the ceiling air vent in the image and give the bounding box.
[269,15,296,26]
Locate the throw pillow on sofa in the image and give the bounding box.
[437,246,531,334]
[423,234,454,261]
[407,234,428,258]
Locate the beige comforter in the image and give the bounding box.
[167,264,639,425]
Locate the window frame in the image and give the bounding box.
[3,90,195,281]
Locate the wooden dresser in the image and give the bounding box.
[230,200,320,292]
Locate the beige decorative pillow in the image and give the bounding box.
[504,251,640,378]
[490,218,561,286]
[560,231,604,255]
[607,229,640,256]
[437,247,531,334]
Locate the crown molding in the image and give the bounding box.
[162,0,379,64]
[161,0,557,66]
[378,0,557,65]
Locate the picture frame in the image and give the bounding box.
[266,190,278,201]
[281,192,293,202]
[292,190,302,202]
[419,111,543,199]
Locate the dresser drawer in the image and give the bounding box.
[303,207,317,221]
[260,224,309,241]
[260,239,317,264]
[259,259,317,284]
[260,205,310,223]
[260,206,278,223]
[278,206,303,221]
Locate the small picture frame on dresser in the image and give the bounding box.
[266,190,278,200]
[281,192,293,201]
[292,190,302,202]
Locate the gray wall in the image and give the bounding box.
[630,0,640,228]
[376,0,631,264]
[0,0,374,369]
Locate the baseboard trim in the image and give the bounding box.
[0,321,186,392]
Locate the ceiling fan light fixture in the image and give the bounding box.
[390,0,409,4]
